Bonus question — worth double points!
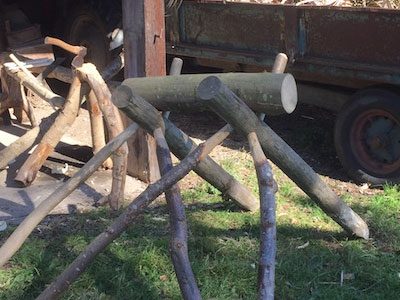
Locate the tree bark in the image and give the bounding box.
[112,86,259,211]
[77,63,128,210]
[248,132,277,300]
[154,127,201,300]
[0,123,139,268]
[197,76,369,239]
[119,72,297,115]
[14,77,82,186]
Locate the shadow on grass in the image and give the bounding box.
[0,196,398,299]
[169,105,349,182]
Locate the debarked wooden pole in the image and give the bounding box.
[197,76,369,239]
[119,72,297,115]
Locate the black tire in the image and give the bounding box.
[334,89,400,184]
[65,5,111,70]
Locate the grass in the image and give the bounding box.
[0,151,399,299]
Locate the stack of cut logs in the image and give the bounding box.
[0,38,369,299]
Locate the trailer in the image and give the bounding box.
[165,1,400,184]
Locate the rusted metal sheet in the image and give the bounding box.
[166,2,400,88]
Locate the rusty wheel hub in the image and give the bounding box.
[351,109,400,176]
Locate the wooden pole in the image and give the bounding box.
[119,72,297,115]
[87,91,112,169]
[112,86,259,211]
[248,132,277,300]
[14,77,82,186]
[0,123,139,268]
[122,0,166,183]
[0,112,58,170]
[77,63,128,210]
[197,76,369,239]
[154,127,201,299]
[162,57,184,119]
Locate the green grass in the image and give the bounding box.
[1,153,399,299]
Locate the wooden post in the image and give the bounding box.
[122,0,166,183]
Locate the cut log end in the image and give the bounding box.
[196,76,222,101]
[112,85,132,109]
[281,74,297,114]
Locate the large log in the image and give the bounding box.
[197,76,369,239]
[119,72,297,115]
[112,86,259,211]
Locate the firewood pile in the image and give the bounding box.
[0,39,369,299]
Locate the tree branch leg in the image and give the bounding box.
[78,63,127,210]
[87,90,112,169]
[0,111,58,170]
[154,127,201,300]
[248,132,277,300]
[197,76,369,239]
[14,76,82,186]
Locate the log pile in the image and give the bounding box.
[0,44,369,299]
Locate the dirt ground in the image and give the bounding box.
[0,97,379,225]
[0,98,147,225]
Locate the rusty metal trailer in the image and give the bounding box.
[166,1,400,184]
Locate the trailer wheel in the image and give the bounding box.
[65,7,110,70]
[334,89,400,184]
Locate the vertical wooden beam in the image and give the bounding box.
[122,0,166,182]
